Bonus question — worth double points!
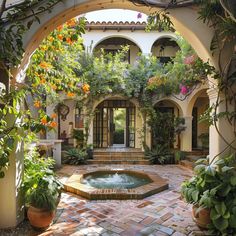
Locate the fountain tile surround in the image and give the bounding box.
[64,168,168,200]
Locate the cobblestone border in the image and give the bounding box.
[64,168,168,200]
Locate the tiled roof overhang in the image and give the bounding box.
[85,21,147,31]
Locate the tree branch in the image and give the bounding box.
[0,0,7,18]
[220,0,236,23]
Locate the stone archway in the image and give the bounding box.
[1,0,233,229]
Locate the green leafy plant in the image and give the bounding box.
[181,154,236,235]
[174,150,185,163]
[22,148,62,210]
[63,148,87,165]
[0,0,62,67]
[144,144,174,164]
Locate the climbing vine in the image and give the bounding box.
[0,18,88,178]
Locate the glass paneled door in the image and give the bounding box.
[93,100,135,148]
[126,106,135,148]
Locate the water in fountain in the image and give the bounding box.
[81,172,151,189]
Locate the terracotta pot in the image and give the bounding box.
[27,206,55,230]
[192,205,211,229]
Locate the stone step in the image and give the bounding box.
[179,160,195,170]
[87,159,150,165]
[93,155,145,160]
[93,153,145,157]
[185,155,206,162]
[93,151,144,155]
[184,150,209,156]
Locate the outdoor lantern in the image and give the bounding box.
[75,106,84,128]
[57,103,70,121]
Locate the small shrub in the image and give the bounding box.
[174,150,185,163]
[62,148,87,165]
[144,144,174,164]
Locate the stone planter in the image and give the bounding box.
[192,205,211,229]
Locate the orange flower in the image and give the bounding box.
[39,61,52,70]
[40,79,46,84]
[41,117,48,125]
[57,34,63,40]
[40,45,48,51]
[82,83,90,93]
[67,92,75,97]
[34,100,41,108]
[66,18,76,27]
[57,25,63,31]
[51,84,57,90]
[66,37,72,45]
[49,121,57,128]
[48,36,54,42]
[51,113,57,119]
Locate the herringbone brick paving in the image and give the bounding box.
[0,164,206,236]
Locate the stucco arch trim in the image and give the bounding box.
[186,85,209,117]
[153,97,184,116]
[92,35,143,53]
[90,94,141,114]
[150,34,180,51]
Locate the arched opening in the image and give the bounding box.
[93,36,142,64]
[93,98,137,148]
[0,1,223,229]
[151,36,180,63]
[153,99,183,150]
[190,90,209,151]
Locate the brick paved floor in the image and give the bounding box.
[0,164,206,236]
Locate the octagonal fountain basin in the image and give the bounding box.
[64,169,168,200]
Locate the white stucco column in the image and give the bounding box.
[0,111,24,228]
[180,116,193,151]
[207,88,236,161]
[0,69,24,228]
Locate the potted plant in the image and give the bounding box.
[22,148,63,229]
[181,154,236,235]
[26,175,62,229]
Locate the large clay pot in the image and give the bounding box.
[192,205,211,229]
[27,206,55,230]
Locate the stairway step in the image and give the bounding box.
[93,152,144,155]
[184,150,209,156]
[93,157,145,161]
[179,160,195,170]
[87,160,150,165]
[185,155,206,162]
